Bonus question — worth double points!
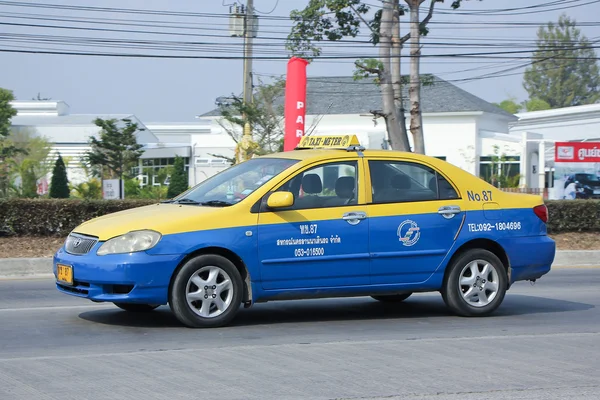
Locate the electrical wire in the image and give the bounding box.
[435,0,600,16]
[1,0,599,88]
[254,0,280,15]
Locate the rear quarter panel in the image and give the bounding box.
[450,188,555,284]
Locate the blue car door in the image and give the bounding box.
[366,158,465,284]
[257,159,371,290]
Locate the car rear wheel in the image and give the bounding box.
[113,303,159,312]
[442,249,507,317]
[371,293,412,303]
[169,254,243,328]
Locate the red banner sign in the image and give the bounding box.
[283,57,309,152]
[555,142,600,163]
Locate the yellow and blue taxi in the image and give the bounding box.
[53,135,555,328]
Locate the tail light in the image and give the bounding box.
[533,204,548,223]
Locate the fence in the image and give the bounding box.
[500,187,549,199]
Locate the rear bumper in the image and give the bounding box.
[53,245,182,305]
[497,235,556,284]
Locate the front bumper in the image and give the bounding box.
[53,244,183,305]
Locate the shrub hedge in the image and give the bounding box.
[545,200,600,234]
[1,198,599,237]
[0,198,156,237]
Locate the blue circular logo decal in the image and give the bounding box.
[397,220,421,247]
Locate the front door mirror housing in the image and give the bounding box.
[267,191,294,209]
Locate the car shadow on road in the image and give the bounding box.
[77,293,595,329]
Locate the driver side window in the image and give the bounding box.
[276,161,358,210]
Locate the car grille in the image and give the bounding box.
[65,233,98,255]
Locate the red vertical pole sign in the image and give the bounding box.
[283,57,309,151]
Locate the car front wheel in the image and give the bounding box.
[442,249,507,317]
[169,254,243,328]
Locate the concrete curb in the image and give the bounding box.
[0,251,599,280]
[0,258,54,280]
[553,251,600,267]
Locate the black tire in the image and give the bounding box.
[113,303,159,312]
[371,293,412,303]
[169,254,243,328]
[442,249,508,317]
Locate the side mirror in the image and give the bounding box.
[267,191,294,209]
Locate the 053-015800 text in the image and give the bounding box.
[294,248,325,257]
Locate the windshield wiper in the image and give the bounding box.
[199,200,233,207]
[174,198,201,205]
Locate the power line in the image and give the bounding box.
[2,0,599,89]
[2,31,596,55]
[254,0,280,15]
[2,0,600,25]
[435,0,600,16]
[1,44,598,60]
[4,9,600,31]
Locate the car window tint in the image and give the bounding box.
[276,161,359,210]
[369,160,458,203]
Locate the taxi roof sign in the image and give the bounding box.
[295,134,362,150]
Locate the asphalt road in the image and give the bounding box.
[0,268,599,400]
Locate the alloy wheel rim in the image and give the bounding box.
[185,266,234,318]
[458,259,500,308]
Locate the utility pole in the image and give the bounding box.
[238,0,255,163]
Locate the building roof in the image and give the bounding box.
[11,114,137,126]
[513,103,600,123]
[200,75,516,119]
[9,100,70,116]
[10,113,160,144]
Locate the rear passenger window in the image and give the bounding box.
[369,160,459,204]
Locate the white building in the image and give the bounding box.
[140,121,234,187]
[509,103,600,191]
[8,101,234,190]
[9,100,159,185]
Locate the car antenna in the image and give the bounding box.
[304,102,332,137]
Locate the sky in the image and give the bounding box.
[1,0,599,123]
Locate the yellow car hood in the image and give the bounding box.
[72,203,232,241]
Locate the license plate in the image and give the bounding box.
[56,264,73,286]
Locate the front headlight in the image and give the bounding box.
[97,230,162,255]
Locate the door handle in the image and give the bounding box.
[438,205,461,219]
[342,211,367,225]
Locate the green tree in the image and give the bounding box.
[523,98,552,112]
[493,98,523,114]
[214,78,285,164]
[167,156,189,198]
[493,96,553,114]
[70,178,102,199]
[286,0,468,154]
[20,160,38,198]
[523,14,600,109]
[85,118,144,199]
[137,185,168,200]
[0,88,19,197]
[0,88,17,139]
[124,177,141,198]
[49,153,70,198]
[481,145,521,189]
[6,127,53,196]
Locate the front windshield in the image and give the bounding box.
[172,157,300,206]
